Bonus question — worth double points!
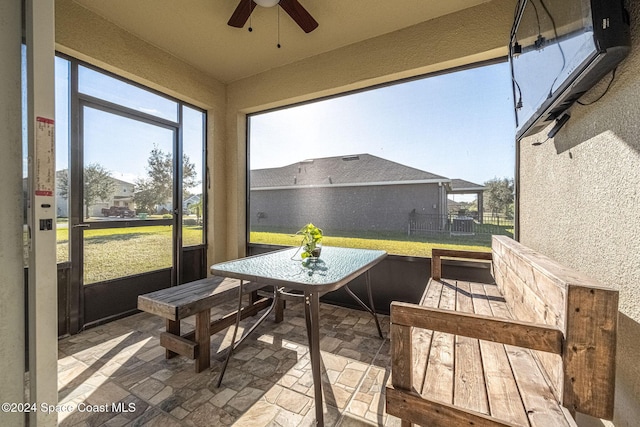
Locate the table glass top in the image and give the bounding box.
[210,246,386,289]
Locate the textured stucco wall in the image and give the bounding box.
[54,0,228,266]
[519,2,640,426]
[226,0,514,259]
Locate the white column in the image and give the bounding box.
[0,1,27,426]
[26,0,58,426]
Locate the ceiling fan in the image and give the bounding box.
[228,0,319,33]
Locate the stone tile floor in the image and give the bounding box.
[57,297,401,426]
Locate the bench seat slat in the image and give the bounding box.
[473,282,529,425]
[470,282,493,316]
[145,277,231,303]
[147,277,238,305]
[506,345,575,427]
[454,281,489,414]
[469,279,527,425]
[412,279,441,391]
[480,340,530,427]
[421,279,456,403]
[455,334,488,414]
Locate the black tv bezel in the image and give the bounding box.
[510,0,631,141]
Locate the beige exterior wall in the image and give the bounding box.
[54,0,228,266]
[519,2,640,426]
[226,0,514,259]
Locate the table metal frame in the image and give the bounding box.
[210,246,386,426]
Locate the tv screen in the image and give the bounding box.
[510,0,630,140]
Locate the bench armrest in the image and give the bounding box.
[390,301,563,354]
[431,249,492,280]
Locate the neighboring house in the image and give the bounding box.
[55,171,135,217]
[447,198,465,214]
[250,154,460,233]
[447,178,486,220]
[91,176,135,217]
[183,194,201,213]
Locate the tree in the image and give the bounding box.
[130,183,156,214]
[483,177,514,218]
[57,169,70,200]
[182,154,199,195]
[134,145,199,214]
[57,163,116,218]
[189,197,203,223]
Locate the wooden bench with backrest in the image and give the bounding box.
[386,235,618,427]
[138,276,281,373]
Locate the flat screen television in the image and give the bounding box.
[510,0,631,140]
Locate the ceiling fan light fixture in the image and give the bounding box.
[254,0,280,7]
[228,0,318,33]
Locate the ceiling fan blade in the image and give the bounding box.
[279,0,318,33]
[228,0,256,28]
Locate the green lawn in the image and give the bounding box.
[54,224,502,284]
[56,225,204,283]
[250,230,494,257]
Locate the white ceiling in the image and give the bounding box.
[72,0,491,83]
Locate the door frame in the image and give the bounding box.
[65,59,195,331]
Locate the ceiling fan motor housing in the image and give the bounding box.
[228,0,318,33]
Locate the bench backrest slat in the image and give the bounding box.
[491,236,618,420]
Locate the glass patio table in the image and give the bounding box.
[210,246,386,426]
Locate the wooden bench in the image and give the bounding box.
[138,276,279,373]
[386,235,618,427]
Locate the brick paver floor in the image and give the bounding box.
[57,296,401,426]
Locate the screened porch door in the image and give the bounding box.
[69,102,180,327]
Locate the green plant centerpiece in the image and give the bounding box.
[296,223,323,259]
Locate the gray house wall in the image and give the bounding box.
[519,2,640,426]
[250,183,442,234]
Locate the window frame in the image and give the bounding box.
[245,56,515,257]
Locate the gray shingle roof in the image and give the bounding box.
[449,178,486,191]
[250,154,449,188]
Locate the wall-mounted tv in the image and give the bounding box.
[510,0,631,140]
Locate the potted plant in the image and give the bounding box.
[296,223,323,259]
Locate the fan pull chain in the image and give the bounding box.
[248,4,253,32]
[277,6,281,48]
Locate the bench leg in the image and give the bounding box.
[195,308,211,373]
[165,319,180,359]
[249,290,259,304]
[250,290,260,317]
[275,297,285,323]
